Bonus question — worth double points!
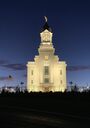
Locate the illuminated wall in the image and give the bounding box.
[27,20,67,92]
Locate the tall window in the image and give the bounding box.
[44,78,49,83]
[60,80,62,84]
[31,80,33,84]
[44,66,49,75]
[44,66,49,84]
[60,70,62,75]
[31,70,33,75]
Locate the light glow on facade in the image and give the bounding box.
[27,18,67,92]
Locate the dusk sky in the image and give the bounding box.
[0,0,90,87]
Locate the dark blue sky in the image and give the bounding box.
[0,0,90,87]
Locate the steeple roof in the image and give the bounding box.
[42,22,52,32]
[41,16,52,32]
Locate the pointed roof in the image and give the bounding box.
[41,16,52,32]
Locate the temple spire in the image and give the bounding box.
[44,16,48,22]
[41,16,52,32]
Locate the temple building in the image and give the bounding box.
[27,17,67,92]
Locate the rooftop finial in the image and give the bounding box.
[44,16,48,22]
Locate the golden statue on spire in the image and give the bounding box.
[44,16,48,22]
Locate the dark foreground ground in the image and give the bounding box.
[0,92,90,128]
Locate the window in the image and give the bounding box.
[60,80,62,84]
[44,66,49,84]
[31,80,33,84]
[60,70,62,75]
[31,70,33,75]
[45,56,48,60]
[44,66,49,75]
[44,78,49,83]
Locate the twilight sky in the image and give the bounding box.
[0,0,90,87]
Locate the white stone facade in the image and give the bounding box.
[27,21,67,92]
